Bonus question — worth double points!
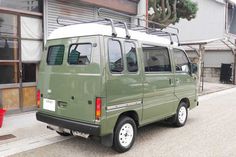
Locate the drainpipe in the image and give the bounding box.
[146,0,148,22]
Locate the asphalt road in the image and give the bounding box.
[10,88,236,157]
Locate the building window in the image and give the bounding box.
[143,45,171,72]
[21,16,43,62]
[0,13,17,38]
[227,3,236,35]
[22,63,36,82]
[0,13,19,85]
[108,40,123,73]
[0,63,19,84]
[0,39,18,60]
[0,0,43,13]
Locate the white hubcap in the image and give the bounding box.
[178,106,187,124]
[119,123,134,147]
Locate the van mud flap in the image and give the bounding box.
[101,133,113,147]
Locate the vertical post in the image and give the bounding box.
[198,44,205,92]
[132,0,146,27]
[234,49,236,85]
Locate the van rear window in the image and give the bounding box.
[68,43,92,65]
[47,45,65,65]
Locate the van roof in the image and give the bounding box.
[48,23,177,46]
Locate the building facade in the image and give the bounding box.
[0,0,43,113]
[0,0,146,113]
[173,0,236,83]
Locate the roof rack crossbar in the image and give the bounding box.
[104,18,117,37]
[117,21,131,39]
[172,34,180,46]
[56,13,180,45]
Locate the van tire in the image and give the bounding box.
[112,116,137,153]
[173,102,188,127]
[56,131,71,136]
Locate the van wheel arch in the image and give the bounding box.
[166,98,190,125]
[173,100,189,127]
[112,115,137,152]
[117,111,139,128]
[180,98,190,108]
[101,111,139,148]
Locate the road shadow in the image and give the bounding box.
[11,117,197,157]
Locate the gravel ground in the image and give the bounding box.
[10,88,236,157]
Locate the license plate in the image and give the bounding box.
[43,98,56,111]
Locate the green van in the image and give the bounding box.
[36,19,198,153]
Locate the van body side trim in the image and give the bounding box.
[106,101,142,111]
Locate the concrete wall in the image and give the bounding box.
[173,0,226,42]
[203,67,221,83]
[203,50,234,67]
[186,50,234,83]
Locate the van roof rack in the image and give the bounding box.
[56,8,180,45]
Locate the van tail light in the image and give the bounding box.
[37,90,41,108]
[95,97,102,120]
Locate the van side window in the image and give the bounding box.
[47,45,65,65]
[173,49,190,73]
[68,43,92,65]
[142,45,171,72]
[124,42,138,72]
[108,40,124,73]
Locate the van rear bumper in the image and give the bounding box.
[36,112,100,136]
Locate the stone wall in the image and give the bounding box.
[203,67,221,83]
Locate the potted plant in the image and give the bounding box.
[0,104,6,128]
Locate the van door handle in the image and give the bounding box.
[175,79,180,85]
[169,78,174,86]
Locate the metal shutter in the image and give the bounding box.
[47,0,96,36]
[46,0,131,38]
[97,10,131,24]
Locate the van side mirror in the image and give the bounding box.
[191,63,198,74]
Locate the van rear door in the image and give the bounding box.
[38,36,101,123]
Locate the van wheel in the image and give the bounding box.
[173,102,188,127]
[56,131,71,136]
[112,116,137,153]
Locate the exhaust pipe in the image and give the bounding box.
[47,125,71,134]
[47,125,59,131]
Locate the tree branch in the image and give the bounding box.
[163,0,177,25]
[160,0,171,23]
[161,0,165,19]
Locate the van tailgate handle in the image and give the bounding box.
[58,101,67,108]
